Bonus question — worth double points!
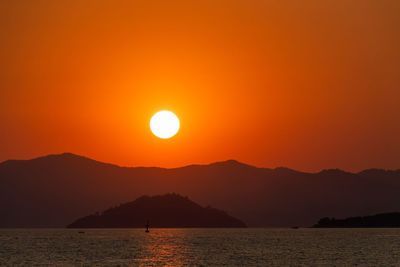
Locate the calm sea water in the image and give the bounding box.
[0,228,399,266]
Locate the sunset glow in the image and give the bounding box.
[1,1,400,265]
[0,1,399,171]
[150,111,180,139]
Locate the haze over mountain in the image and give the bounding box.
[68,193,246,228]
[1,153,399,227]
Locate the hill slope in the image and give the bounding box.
[1,153,400,227]
[67,193,246,228]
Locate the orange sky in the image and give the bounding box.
[1,0,399,171]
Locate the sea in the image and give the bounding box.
[0,228,399,266]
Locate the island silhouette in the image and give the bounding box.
[313,212,400,228]
[1,153,400,227]
[67,193,246,228]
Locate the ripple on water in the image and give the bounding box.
[0,228,399,266]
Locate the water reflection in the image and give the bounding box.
[1,228,400,266]
[136,229,192,266]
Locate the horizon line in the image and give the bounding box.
[1,152,399,175]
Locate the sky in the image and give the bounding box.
[0,0,399,171]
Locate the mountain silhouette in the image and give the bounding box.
[67,193,246,228]
[314,212,400,228]
[1,153,400,227]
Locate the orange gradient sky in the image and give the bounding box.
[1,0,399,171]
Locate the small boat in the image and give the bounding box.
[145,220,150,233]
[291,226,299,229]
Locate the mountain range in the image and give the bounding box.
[1,153,399,227]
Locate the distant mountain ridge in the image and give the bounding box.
[68,193,246,228]
[1,152,398,174]
[1,153,399,227]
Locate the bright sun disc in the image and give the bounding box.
[150,111,180,139]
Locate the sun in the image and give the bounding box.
[150,111,180,139]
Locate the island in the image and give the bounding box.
[67,193,247,228]
[313,212,400,228]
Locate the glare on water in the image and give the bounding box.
[0,228,399,266]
